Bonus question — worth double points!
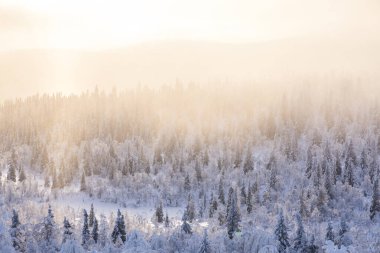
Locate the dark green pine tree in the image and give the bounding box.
[111,209,127,244]
[198,229,211,253]
[62,217,73,243]
[370,179,380,220]
[184,174,191,192]
[92,218,99,244]
[181,209,192,234]
[326,222,334,242]
[247,185,253,214]
[243,151,254,174]
[293,214,307,252]
[156,202,164,223]
[10,209,24,252]
[226,187,234,220]
[165,212,170,227]
[186,195,196,223]
[89,204,95,227]
[82,209,90,247]
[227,189,240,239]
[218,178,225,205]
[275,210,290,253]
[7,157,17,182]
[240,185,247,205]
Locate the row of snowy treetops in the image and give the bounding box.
[5,201,353,253]
[0,79,380,252]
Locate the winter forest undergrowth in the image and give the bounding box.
[0,78,380,253]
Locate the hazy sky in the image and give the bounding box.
[0,0,379,50]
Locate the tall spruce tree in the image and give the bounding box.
[82,209,90,247]
[218,178,225,205]
[89,204,95,227]
[156,201,164,223]
[10,209,24,252]
[293,214,307,252]
[275,210,290,253]
[80,172,86,192]
[111,209,126,244]
[227,189,240,239]
[370,179,380,220]
[181,209,192,234]
[62,217,73,244]
[7,157,16,182]
[247,185,253,214]
[326,222,334,242]
[92,218,99,244]
[198,229,211,253]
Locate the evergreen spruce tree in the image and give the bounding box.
[82,209,90,247]
[7,157,16,182]
[209,193,215,218]
[243,152,254,174]
[275,210,290,253]
[80,172,86,192]
[62,217,73,243]
[247,185,253,214]
[98,214,108,248]
[92,218,99,244]
[198,229,211,253]
[226,187,234,219]
[186,195,196,222]
[226,189,240,239]
[44,175,50,188]
[89,204,95,227]
[370,179,380,220]
[305,146,313,179]
[156,201,164,223]
[184,174,191,192]
[111,209,126,244]
[293,214,307,252]
[42,205,58,252]
[181,209,192,234]
[337,219,348,249]
[326,222,334,242]
[165,212,170,227]
[240,185,247,205]
[10,209,24,252]
[18,167,26,182]
[218,178,225,205]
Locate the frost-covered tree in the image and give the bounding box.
[98,214,108,248]
[326,222,334,242]
[184,174,191,192]
[7,157,17,182]
[370,179,380,220]
[181,209,192,234]
[10,209,25,252]
[227,188,240,239]
[275,210,290,253]
[155,201,164,223]
[198,229,211,253]
[247,185,253,214]
[111,209,126,245]
[165,212,170,228]
[185,195,196,222]
[218,178,225,205]
[89,204,95,227]
[91,218,98,244]
[293,214,307,252]
[81,209,90,247]
[62,217,73,244]
[40,205,58,253]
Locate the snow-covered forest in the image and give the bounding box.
[0,79,380,253]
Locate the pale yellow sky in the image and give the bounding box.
[0,0,379,50]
